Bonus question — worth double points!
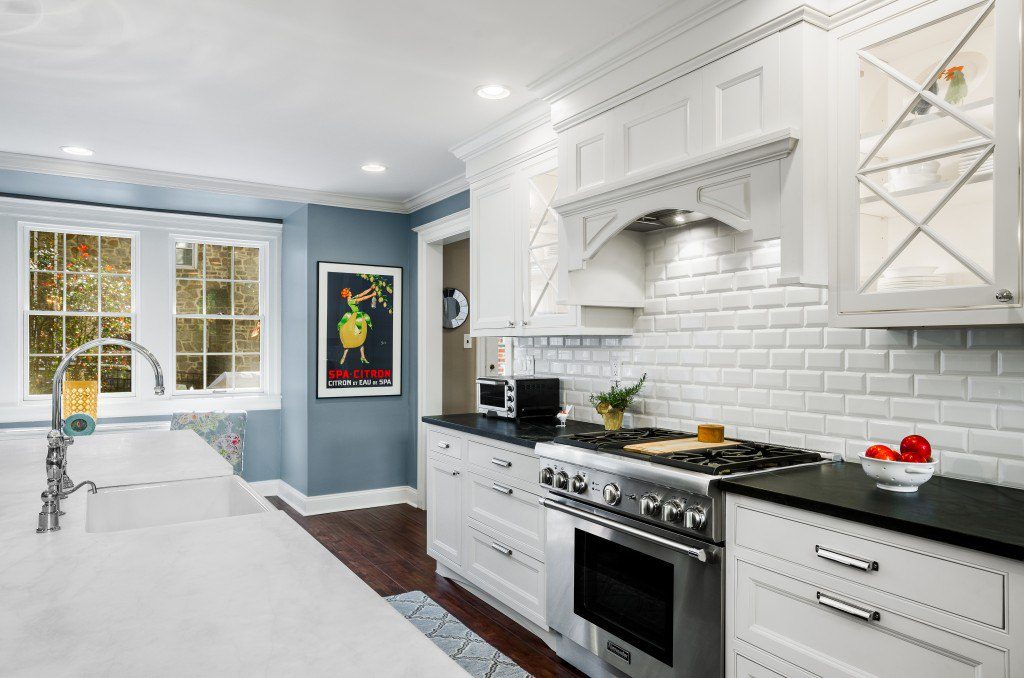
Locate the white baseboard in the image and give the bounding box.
[247,479,419,516]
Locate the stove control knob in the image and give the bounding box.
[661,499,685,523]
[570,474,588,494]
[684,506,707,530]
[602,483,621,506]
[639,494,662,517]
[553,471,569,490]
[538,467,554,486]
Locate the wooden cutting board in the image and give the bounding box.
[623,437,742,455]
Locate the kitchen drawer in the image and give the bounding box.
[734,654,788,678]
[734,558,1008,678]
[733,502,1006,628]
[466,439,539,489]
[465,468,544,559]
[426,426,464,461]
[464,520,546,626]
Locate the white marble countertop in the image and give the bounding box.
[0,430,465,678]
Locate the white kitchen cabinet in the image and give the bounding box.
[469,149,588,336]
[422,424,550,633]
[426,453,463,570]
[830,0,1024,326]
[457,110,636,338]
[469,173,518,331]
[725,494,1024,678]
[518,152,578,332]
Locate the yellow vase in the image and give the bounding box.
[597,405,624,431]
[339,320,368,349]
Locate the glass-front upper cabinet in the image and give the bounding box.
[833,0,1022,324]
[519,152,575,329]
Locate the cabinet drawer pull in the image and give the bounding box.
[815,545,878,572]
[816,592,880,622]
[490,541,513,556]
[490,457,513,468]
[491,482,513,495]
[436,442,451,450]
[451,470,460,477]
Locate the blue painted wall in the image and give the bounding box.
[294,205,418,495]
[280,205,311,494]
[408,190,468,229]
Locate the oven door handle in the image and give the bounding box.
[542,497,709,563]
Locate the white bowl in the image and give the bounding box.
[858,453,936,493]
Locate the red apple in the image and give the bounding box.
[900,435,932,463]
[865,444,900,461]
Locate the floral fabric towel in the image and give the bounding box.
[170,411,246,474]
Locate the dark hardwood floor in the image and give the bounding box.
[266,497,585,678]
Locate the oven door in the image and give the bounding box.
[476,378,510,416]
[544,496,723,678]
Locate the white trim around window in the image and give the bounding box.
[0,196,282,423]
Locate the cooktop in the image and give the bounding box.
[554,427,824,476]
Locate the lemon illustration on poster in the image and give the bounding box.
[317,261,402,398]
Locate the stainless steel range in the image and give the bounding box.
[536,428,832,678]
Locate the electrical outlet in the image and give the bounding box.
[463,334,473,349]
[610,358,622,381]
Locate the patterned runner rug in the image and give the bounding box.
[385,590,532,678]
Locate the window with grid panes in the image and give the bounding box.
[173,241,263,392]
[25,229,134,396]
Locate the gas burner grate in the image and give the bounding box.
[556,428,690,448]
[662,445,823,475]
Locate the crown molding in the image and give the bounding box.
[0,151,416,213]
[449,100,552,162]
[529,0,895,131]
[402,174,468,213]
[527,0,744,104]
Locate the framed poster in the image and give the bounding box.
[317,262,402,398]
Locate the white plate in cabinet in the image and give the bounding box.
[426,455,462,570]
[733,503,1006,629]
[464,468,545,560]
[464,520,546,627]
[734,558,1008,678]
[466,439,539,489]
[426,426,464,461]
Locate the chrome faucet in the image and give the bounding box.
[37,338,165,533]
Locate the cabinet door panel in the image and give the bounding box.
[426,455,462,569]
[834,0,1021,316]
[734,559,1008,678]
[702,33,780,149]
[520,152,577,329]
[471,174,518,330]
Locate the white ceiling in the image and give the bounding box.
[0,0,673,204]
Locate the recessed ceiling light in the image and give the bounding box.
[60,146,94,157]
[361,163,387,173]
[475,84,511,100]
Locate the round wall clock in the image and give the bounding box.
[442,288,469,329]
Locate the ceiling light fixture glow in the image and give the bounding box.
[361,163,387,173]
[60,146,94,157]
[475,84,511,100]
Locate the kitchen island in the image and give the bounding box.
[0,430,464,678]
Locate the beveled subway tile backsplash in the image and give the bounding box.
[515,224,1024,489]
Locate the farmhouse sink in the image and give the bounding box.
[86,475,272,533]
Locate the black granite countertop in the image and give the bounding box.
[421,413,605,448]
[720,462,1024,562]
